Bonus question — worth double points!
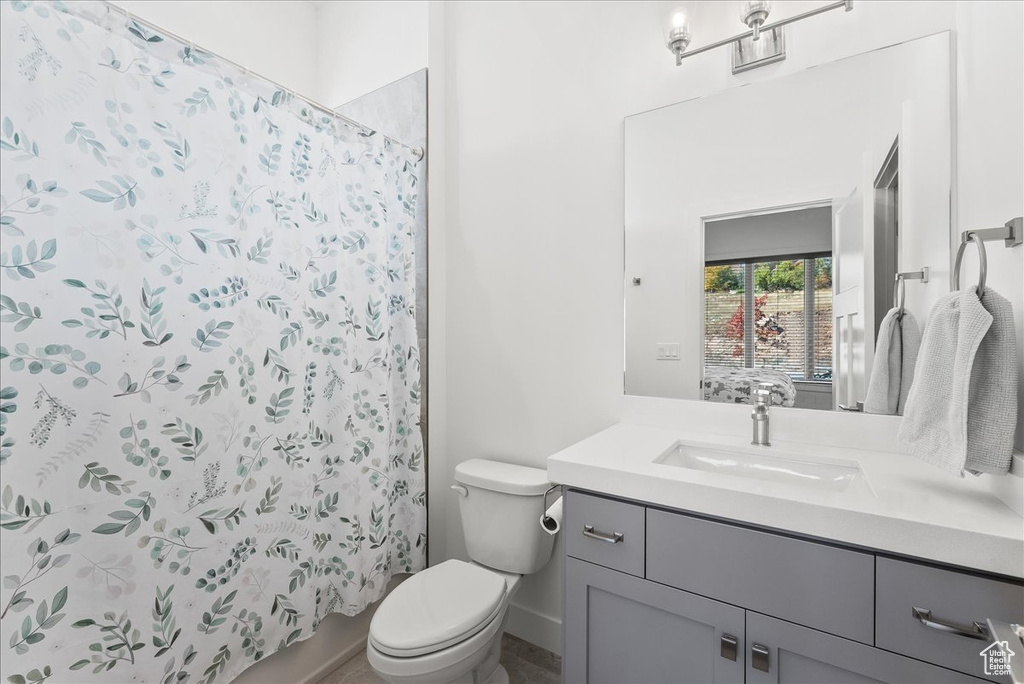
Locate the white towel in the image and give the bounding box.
[897,289,1018,476]
[864,308,921,415]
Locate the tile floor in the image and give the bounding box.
[316,634,561,684]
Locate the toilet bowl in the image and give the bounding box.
[366,560,521,684]
[366,460,556,684]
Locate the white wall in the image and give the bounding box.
[112,0,319,99]
[316,0,429,107]
[434,0,1024,654]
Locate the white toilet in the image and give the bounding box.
[366,459,556,684]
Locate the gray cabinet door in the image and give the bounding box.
[564,557,745,684]
[746,612,990,684]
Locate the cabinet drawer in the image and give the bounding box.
[876,557,1024,682]
[746,611,989,684]
[565,490,645,577]
[647,509,874,643]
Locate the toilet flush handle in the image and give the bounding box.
[451,484,469,497]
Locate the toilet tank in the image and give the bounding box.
[454,459,556,575]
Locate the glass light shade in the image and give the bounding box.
[663,5,692,51]
[739,0,772,27]
[663,6,691,41]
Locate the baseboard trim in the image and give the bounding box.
[297,637,366,684]
[505,602,562,656]
[236,575,408,684]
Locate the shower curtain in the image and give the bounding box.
[0,2,425,682]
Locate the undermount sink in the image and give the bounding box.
[654,441,862,492]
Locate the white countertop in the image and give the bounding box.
[547,423,1024,579]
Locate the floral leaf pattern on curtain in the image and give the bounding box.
[0,2,426,682]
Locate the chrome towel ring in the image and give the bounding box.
[953,231,988,298]
[951,217,1022,299]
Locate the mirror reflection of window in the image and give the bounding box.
[703,207,834,411]
[704,258,833,374]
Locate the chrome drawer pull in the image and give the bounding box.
[752,643,770,672]
[720,634,738,661]
[582,525,624,544]
[911,606,991,641]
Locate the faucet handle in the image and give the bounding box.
[755,382,774,405]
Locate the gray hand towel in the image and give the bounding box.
[897,292,989,477]
[897,289,1018,477]
[965,289,1018,475]
[864,308,921,415]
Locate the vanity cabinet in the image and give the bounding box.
[563,490,1022,684]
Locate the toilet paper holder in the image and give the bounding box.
[543,484,561,511]
[540,484,563,535]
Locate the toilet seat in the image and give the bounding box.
[369,560,507,657]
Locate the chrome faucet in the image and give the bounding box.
[751,382,773,446]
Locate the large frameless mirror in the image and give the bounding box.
[624,32,953,412]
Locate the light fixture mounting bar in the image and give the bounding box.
[677,0,853,64]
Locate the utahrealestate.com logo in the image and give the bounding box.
[980,640,1015,677]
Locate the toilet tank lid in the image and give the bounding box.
[454,459,550,495]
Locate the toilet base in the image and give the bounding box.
[485,664,509,684]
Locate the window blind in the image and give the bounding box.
[704,256,833,381]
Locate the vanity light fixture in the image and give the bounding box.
[665,6,693,66]
[666,0,854,71]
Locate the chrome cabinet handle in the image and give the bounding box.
[751,643,770,672]
[912,607,991,641]
[720,634,738,661]
[582,525,624,544]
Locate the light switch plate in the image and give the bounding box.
[656,343,681,360]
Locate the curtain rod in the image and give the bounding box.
[102,1,425,161]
